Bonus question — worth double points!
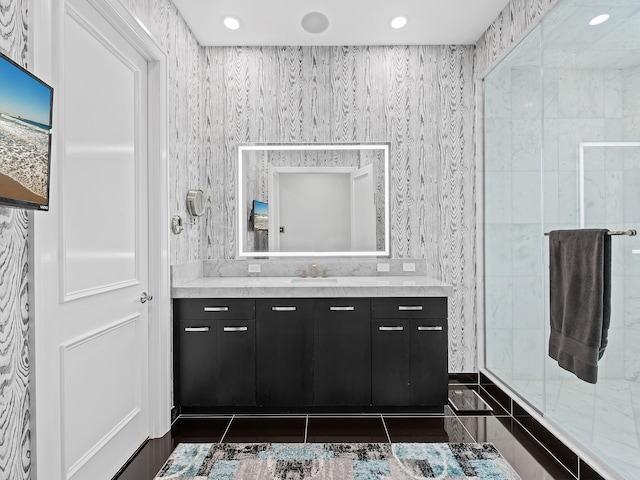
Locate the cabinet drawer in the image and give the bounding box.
[371,297,447,319]
[256,298,313,318]
[313,298,370,316]
[174,298,255,320]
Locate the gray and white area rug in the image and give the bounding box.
[155,442,522,479]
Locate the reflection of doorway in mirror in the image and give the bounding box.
[274,170,351,252]
[269,165,378,253]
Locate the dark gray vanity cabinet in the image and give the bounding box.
[313,298,371,406]
[256,299,314,407]
[174,295,447,412]
[173,298,256,408]
[371,298,448,407]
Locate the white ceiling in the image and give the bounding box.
[171,0,512,47]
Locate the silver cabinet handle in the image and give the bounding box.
[330,306,355,311]
[223,326,248,332]
[204,306,229,312]
[418,326,443,331]
[398,305,423,311]
[184,327,210,332]
[272,306,297,311]
[140,292,153,303]
[379,326,404,331]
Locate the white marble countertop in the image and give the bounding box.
[172,275,453,298]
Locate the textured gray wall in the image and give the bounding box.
[201,45,478,371]
[123,0,203,266]
[0,0,31,478]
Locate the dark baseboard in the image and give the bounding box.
[448,372,479,385]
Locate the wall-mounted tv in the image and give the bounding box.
[252,200,268,231]
[0,52,54,211]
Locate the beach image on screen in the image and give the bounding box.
[0,56,52,205]
[253,201,268,231]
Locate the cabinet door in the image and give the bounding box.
[314,298,371,406]
[216,319,256,406]
[410,318,448,406]
[371,297,448,408]
[174,318,216,407]
[371,318,410,406]
[256,299,313,406]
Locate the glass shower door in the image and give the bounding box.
[543,143,640,478]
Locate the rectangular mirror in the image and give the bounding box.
[238,143,390,257]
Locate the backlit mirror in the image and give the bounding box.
[238,143,390,257]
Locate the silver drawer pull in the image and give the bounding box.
[204,306,229,312]
[398,305,423,311]
[224,326,248,332]
[418,326,443,331]
[184,327,210,332]
[272,306,297,312]
[330,306,355,311]
[379,326,404,331]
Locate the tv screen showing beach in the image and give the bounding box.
[253,200,268,231]
[0,53,53,210]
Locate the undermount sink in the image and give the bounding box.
[289,277,339,284]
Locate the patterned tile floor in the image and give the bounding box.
[113,386,575,480]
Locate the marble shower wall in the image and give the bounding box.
[621,66,640,381]
[476,0,559,386]
[123,0,203,266]
[0,1,31,479]
[202,45,477,372]
[481,0,640,384]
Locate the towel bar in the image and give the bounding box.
[544,229,636,236]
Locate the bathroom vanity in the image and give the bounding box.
[171,143,451,413]
[172,275,451,414]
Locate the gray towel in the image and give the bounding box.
[548,229,611,384]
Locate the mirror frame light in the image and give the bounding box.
[237,143,390,258]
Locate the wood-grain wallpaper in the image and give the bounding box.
[0,0,31,478]
[475,0,558,75]
[201,45,478,371]
[123,0,203,266]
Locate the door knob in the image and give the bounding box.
[140,292,153,303]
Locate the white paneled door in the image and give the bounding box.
[31,0,161,479]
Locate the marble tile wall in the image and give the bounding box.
[477,0,559,392]
[621,66,640,382]
[484,27,640,474]
[201,45,477,372]
[482,0,640,414]
[0,1,31,479]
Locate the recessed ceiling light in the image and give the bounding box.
[301,12,329,34]
[223,15,241,30]
[390,15,408,29]
[589,14,610,26]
